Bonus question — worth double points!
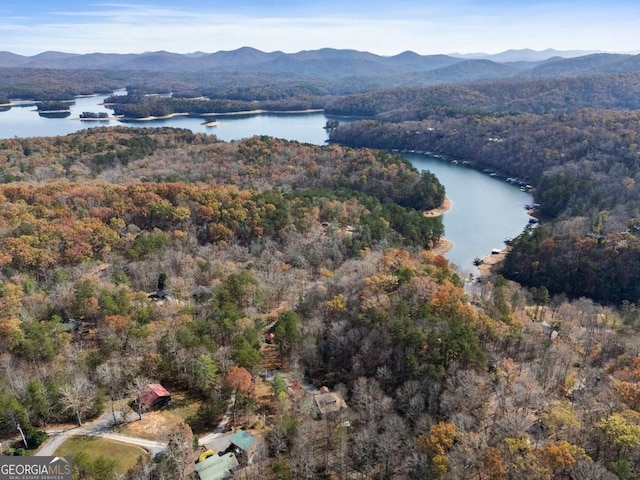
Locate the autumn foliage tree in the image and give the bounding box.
[225,365,254,427]
[481,447,507,480]
[4,92,640,478]
[417,422,457,478]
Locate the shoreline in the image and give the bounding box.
[424,197,453,256]
[430,238,453,256]
[213,108,324,117]
[424,196,451,217]
[116,112,191,121]
[74,117,116,121]
[6,100,37,107]
[117,109,324,122]
[425,197,453,256]
[476,247,509,276]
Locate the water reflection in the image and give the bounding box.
[38,111,71,119]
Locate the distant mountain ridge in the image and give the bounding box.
[448,48,604,62]
[1,47,640,84]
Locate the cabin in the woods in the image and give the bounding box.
[221,429,257,465]
[139,383,171,410]
[195,430,258,479]
[313,387,348,419]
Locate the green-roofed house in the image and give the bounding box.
[194,452,239,480]
[226,429,257,465]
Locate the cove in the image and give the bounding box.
[0,93,532,274]
[404,154,533,276]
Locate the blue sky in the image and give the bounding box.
[1,1,638,56]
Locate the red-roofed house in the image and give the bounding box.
[139,383,172,410]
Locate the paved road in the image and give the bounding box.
[37,426,84,457]
[36,411,166,457]
[99,432,166,457]
[36,397,236,458]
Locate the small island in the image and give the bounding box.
[201,117,221,127]
[79,111,109,120]
[36,101,72,118]
[36,101,71,113]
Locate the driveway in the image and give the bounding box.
[36,411,166,457]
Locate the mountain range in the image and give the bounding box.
[1,47,640,84]
[448,48,605,62]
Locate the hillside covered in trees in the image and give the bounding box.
[0,122,639,480]
[104,92,328,119]
[329,73,640,305]
[4,54,640,478]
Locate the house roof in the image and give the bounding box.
[139,383,171,408]
[148,288,169,300]
[229,429,256,453]
[587,232,605,241]
[194,452,238,480]
[313,391,347,416]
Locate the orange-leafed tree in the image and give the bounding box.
[103,314,131,334]
[102,314,133,350]
[538,442,577,477]
[417,422,457,478]
[614,380,640,411]
[0,282,24,352]
[481,447,507,480]
[225,365,254,427]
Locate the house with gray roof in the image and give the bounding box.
[194,452,239,480]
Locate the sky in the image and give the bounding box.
[1,0,639,56]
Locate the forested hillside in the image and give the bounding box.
[0,126,639,480]
[104,92,328,118]
[325,74,640,118]
[0,128,443,211]
[329,74,640,304]
[4,55,640,478]
[3,48,640,103]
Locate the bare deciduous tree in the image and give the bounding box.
[59,374,95,426]
[163,422,193,480]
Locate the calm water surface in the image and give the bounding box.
[0,93,532,274]
[406,155,533,276]
[0,94,332,144]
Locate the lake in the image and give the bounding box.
[0,94,333,145]
[0,93,532,275]
[406,155,533,276]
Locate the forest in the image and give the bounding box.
[329,73,640,304]
[0,128,461,478]
[0,66,374,104]
[0,124,639,480]
[2,62,640,479]
[324,74,640,118]
[104,93,328,119]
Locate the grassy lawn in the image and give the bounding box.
[118,391,203,440]
[55,436,148,476]
[167,391,202,422]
